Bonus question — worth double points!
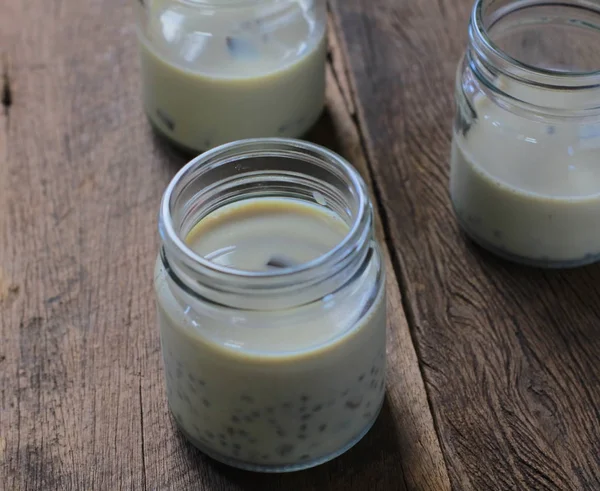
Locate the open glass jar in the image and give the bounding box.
[136,0,327,154]
[154,138,386,472]
[451,0,600,268]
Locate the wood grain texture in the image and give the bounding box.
[0,0,447,489]
[329,0,600,490]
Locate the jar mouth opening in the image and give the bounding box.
[159,138,370,284]
[472,0,600,88]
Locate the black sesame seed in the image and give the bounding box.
[300,394,309,402]
[198,379,206,386]
[220,440,227,447]
[300,454,310,460]
[297,434,307,440]
[238,429,248,437]
[370,366,376,375]
[299,424,307,431]
[282,402,293,409]
[358,373,365,382]
[276,444,294,457]
[261,454,270,460]
[231,415,240,423]
[312,404,323,413]
[364,412,373,419]
[227,427,235,436]
[205,431,215,439]
[318,424,327,432]
[345,397,363,409]
[266,407,274,414]
[251,410,260,418]
[370,380,378,390]
[241,394,254,403]
[202,398,211,408]
[301,413,311,421]
[218,433,226,439]
[342,389,349,397]
[266,255,298,268]
[156,108,175,131]
[188,385,197,394]
[276,428,286,437]
[299,406,307,413]
[233,443,242,451]
[245,415,253,423]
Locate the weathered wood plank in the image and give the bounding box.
[1,0,159,488]
[330,0,600,489]
[1,0,447,489]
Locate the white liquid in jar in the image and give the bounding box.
[138,0,327,152]
[155,198,386,469]
[451,84,600,266]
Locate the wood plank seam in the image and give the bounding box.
[326,6,453,491]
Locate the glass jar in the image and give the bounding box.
[136,0,327,154]
[450,0,600,268]
[154,138,386,472]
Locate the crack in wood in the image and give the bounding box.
[326,8,453,490]
[2,62,12,116]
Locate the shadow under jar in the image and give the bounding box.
[136,0,327,155]
[154,139,387,472]
[450,0,600,268]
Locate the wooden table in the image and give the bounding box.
[2,0,599,489]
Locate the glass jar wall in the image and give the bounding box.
[450,0,600,268]
[154,139,386,472]
[136,0,327,154]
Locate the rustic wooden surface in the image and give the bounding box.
[329,0,600,490]
[1,0,598,489]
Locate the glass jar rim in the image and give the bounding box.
[471,0,600,88]
[159,138,371,286]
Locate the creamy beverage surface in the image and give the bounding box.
[155,198,386,468]
[138,0,327,151]
[451,85,600,265]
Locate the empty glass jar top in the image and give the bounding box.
[450,0,600,268]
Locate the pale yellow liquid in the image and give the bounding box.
[451,86,600,265]
[154,198,386,469]
[139,0,326,151]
